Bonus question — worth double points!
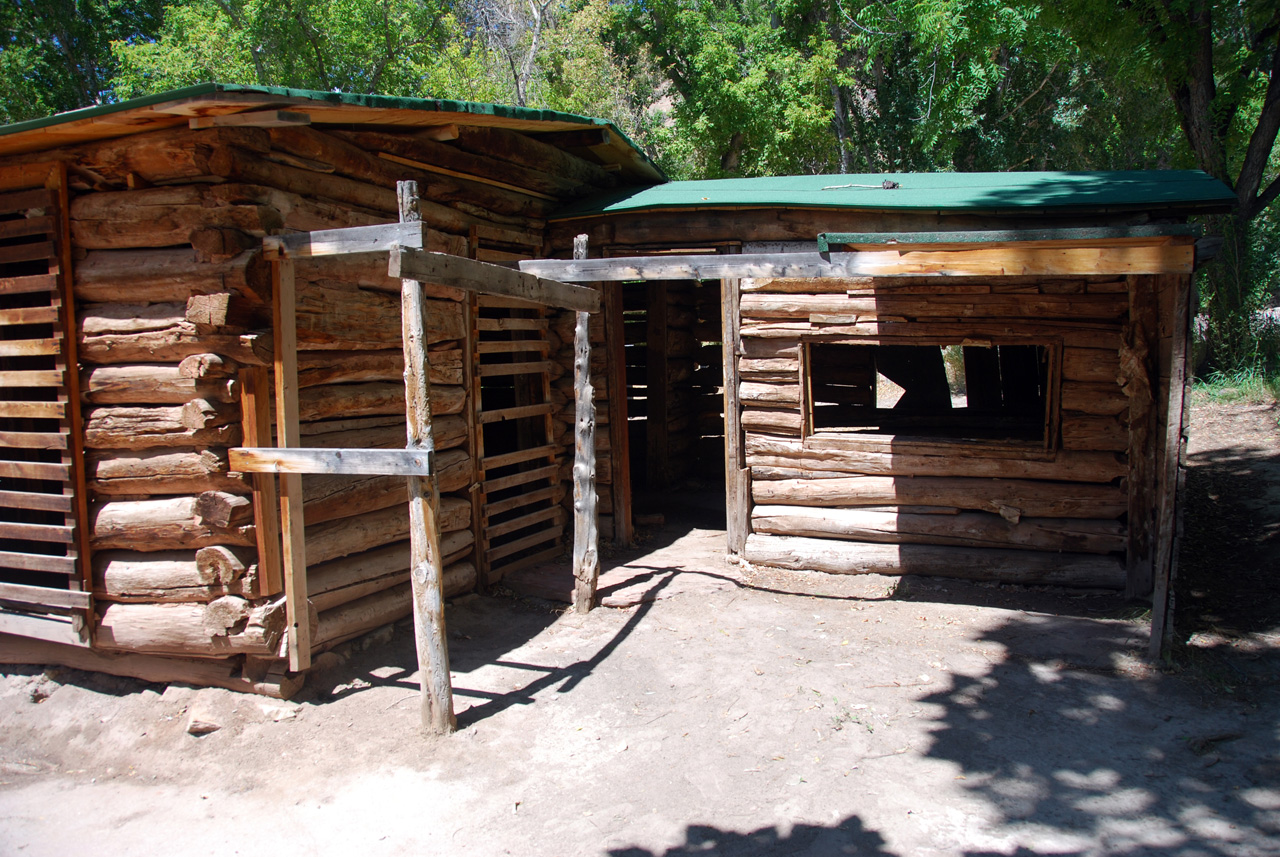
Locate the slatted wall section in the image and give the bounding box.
[470,226,564,584]
[0,171,91,642]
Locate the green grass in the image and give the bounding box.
[1189,367,1280,406]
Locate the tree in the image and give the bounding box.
[1049,0,1280,371]
[0,0,162,122]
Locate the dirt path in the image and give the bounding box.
[1,406,1278,856]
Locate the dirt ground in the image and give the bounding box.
[1,402,1278,857]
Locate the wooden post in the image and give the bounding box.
[722,275,748,554]
[1148,273,1192,660]
[1124,275,1159,599]
[571,234,600,612]
[273,256,310,671]
[398,181,456,733]
[240,367,283,595]
[647,281,670,488]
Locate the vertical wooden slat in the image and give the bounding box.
[722,276,748,554]
[399,181,455,734]
[571,235,599,612]
[1149,273,1192,660]
[50,164,92,622]
[463,294,486,586]
[272,256,310,671]
[240,367,283,596]
[603,279,633,546]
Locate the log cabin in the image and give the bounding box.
[0,84,1234,696]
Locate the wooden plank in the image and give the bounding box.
[0,521,74,543]
[0,430,68,449]
[379,151,558,201]
[391,248,601,313]
[815,226,1197,251]
[483,463,559,493]
[486,524,563,562]
[0,611,85,647]
[0,369,63,387]
[0,338,60,357]
[272,256,310,672]
[398,181,456,734]
[484,484,563,517]
[0,401,66,420]
[0,240,55,265]
[521,245,1196,282]
[487,505,563,539]
[0,304,59,326]
[482,443,559,470]
[723,275,748,554]
[477,338,550,354]
[0,582,90,611]
[477,317,547,332]
[231,447,435,476]
[239,367,282,596]
[479,402,556,424]
[477,360,555,378]
[0,489,73,513]
[1125,275,1159,598]
[0,550,76,574]
[0,273,58,296]
[0,186,55,214]
[0,460,69,481]
[262,221,427,260]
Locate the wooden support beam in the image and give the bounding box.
[262,221,428,260]
[230,447,434,476]
[603,279,633,547]
[723,272,749,554]
[391,247,601,313]
[240,368,283,596]
[398,181,456,735]
[519,244,1196,282]
[273,257,310,672]
[571,235,600,613]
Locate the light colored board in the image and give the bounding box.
[521,245,1196,282]
[231,447,435,476]
[0,582,91,611]
[263,221,427,260]
[189,109,310,129]
[0,550,76,574]
[391,248,601,313]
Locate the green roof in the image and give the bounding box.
[553,170,1236,219]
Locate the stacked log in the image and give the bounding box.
[56,119,615,688]
[736,274,1133,588]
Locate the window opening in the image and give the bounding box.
[808,342,1051,443]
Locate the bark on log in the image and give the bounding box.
[295,282,464,350]
[297,251,465,298]
[94,597,285,656]
[743,534,1125,588]
[74,125,270,183]
[751,505,1126,553]
[91,496,256,550]
[71,198,282,250]
[752,476,1126,519]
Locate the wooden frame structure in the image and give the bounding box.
[231,189,600,732]
[522,228,1199,656]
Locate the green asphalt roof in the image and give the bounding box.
[553,170,1237,218]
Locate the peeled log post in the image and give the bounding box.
[398,180,456,734]
[571,235,599,613]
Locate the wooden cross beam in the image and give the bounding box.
[518,243,1195,282]
[229,447,434,476]
[390,247,601,313]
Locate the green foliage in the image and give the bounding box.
[111,0,453,97]
[0,0,162,122]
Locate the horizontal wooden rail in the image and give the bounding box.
[520,244,1195,282]
[0,582,90,612]
[391,247,601,313]
[263,221,428,260]
[230,447,434,476]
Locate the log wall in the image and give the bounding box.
[736,274,1137,588]
[36,120,616,691]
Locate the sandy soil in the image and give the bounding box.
[1,404,1277,857]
